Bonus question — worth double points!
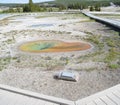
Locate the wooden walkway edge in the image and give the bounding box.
[0,84,74,105]
[0,84,120,105]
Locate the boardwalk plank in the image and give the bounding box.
[0,84,73,105]
[76,84,120,105]
[11,95,28,105]
[100,96,117,105]
[45,102,59,105]
[0,90,19,105]
[107,93,120,105]
[94,98,107,105]
[0,89,58,105]
[25,97,46,105]
[112,90,120,99]
[1,84,120,105]
[86,101,96,105]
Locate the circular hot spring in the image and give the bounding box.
[19,40,91,53]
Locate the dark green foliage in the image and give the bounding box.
[68,3,86,9]
[0,57,11,71]
[86,35,101,45]
[23,0,40,12]
[29,0,33,11]
[58,4,66,11]
[23,5,30,12]
[48,8,53,12]
[90,6,94,11]
[104,48,118,63]
[89,5,101,11]
[54,0,120,9]
[2,0,41,13]
[108,64,120,69]
[95,5,101,11]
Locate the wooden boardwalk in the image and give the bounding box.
[82,12,120,30]
[0,84,120,105]
[0,89,58,105]
[76,84,120,105]
[0,84,74,105]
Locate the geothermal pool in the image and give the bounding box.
[30,24,53,27]
[19,40,91,53]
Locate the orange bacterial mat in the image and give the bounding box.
[19,40,91,53]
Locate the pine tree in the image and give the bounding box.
[29,0,33,6]
[23,0,40,12]
[29,0,33,12]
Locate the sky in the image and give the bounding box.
[0,0,54,3]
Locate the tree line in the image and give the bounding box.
[1,0,120,13]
